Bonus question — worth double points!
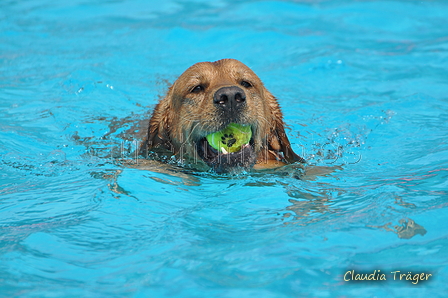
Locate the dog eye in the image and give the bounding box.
[190,85,204,93]
[240,81,252,88]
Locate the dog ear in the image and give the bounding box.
[139,95,174,157]
[268,121,306,163]
[265,92,306,164]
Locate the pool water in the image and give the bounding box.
[1,0,448,297]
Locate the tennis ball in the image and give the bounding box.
[206,123,252,153]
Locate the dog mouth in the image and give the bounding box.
[196,123,257,173]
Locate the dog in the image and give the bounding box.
[139,59,305,173]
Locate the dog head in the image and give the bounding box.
[140,59,305,173]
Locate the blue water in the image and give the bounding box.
[1,0,448,297]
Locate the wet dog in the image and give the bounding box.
[140,59,305,173]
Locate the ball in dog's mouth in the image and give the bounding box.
[205,123,252,154]
[197,123,257,173]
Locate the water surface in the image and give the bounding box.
[1,0,448,297]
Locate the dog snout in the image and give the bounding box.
[213,86,246,111]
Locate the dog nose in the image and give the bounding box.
[213,86,246,110]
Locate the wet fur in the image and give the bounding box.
[140,59,305,172]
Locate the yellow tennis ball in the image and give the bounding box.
[206,123,252,153]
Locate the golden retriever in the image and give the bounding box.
[139,59,305,173]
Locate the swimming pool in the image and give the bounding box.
[1,0,447,297]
